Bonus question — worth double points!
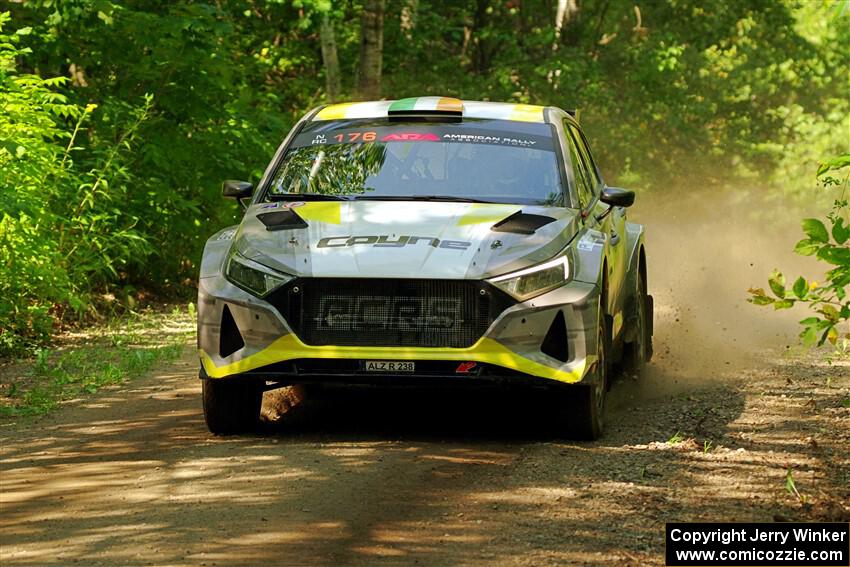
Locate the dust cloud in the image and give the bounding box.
[626,184,826,398]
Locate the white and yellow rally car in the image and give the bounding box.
[197,97,653,439]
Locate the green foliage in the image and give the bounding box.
[0,306,193,418]
[0,12,154,354]
[749,154,850,351]
[1,12,77,352]
[0,1,847,354]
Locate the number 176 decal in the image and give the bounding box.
[330,131,441,143]
[334,131,377,142]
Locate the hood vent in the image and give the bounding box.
[257,209,308,231]
[491,211,556,235]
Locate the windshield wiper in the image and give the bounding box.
[268,193,352,201]
[353,195,498,203]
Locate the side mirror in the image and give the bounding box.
[222,180,254,200]
[600,186,635,208]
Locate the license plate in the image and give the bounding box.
[364,360,415,372]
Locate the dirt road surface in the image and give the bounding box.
[2,193,849,566]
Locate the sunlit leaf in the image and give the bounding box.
[827,327,839,345]
[820,304,840,322]
[794,239,820,256]
[817,246,850,266]
[816,154,850,177]
[802,218,829,243]
[832,218,850,245]
[792,277,807,299]
[768,271,786,298]
[801,326,818,347]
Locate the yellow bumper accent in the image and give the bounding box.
[200,334,587,384]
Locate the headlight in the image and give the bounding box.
[488,255,569,301]
[225,250,292,297]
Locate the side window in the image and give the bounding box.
[564,121,594,209]
[567,124,601,200]
[575,127,602,190]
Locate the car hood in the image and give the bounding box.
[233,200,579,279]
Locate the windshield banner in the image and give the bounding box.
[292,127,555,152]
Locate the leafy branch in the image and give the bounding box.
[749,154,850,350]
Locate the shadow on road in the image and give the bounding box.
[2,354,781,567]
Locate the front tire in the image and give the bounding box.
[564,309,610,440]
[202,377,263,435]
[622,263,653,374]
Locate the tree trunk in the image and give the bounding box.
[320,14,341,103]
[472,0,490,74]
[400,0,418,39]
[553,0,580,50]
[357,0,385,100]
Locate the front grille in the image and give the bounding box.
[267,279,513,348]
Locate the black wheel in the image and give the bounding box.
[622,263,653,374]
[202,376,263,435]
[564,305,610,440]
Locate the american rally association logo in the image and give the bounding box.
[441,134,537,147]
[381,132,440,142]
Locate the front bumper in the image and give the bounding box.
[197,275,601,386]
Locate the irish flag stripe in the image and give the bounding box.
[436,97,464,112]
[388,98,418,112]
[388,97,463,113]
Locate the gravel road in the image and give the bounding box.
[2,192,848,566]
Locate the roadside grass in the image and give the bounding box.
[667,430,685,445]
[0,304,195,419]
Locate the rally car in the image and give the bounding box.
[197,96,653,439]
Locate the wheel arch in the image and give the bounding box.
[638,244,648,288]
[624,221,647,292]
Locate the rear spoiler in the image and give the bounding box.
[566,108,580,122]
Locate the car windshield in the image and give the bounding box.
[266,119,565,206]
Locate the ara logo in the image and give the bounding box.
[317,235,471,250]
[381,132,440,142]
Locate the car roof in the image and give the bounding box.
[312,96,556,124]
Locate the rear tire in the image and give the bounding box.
[564,307,610,440]
[202,377,263,435]
[622,263,653,374]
